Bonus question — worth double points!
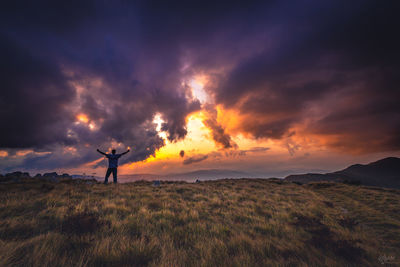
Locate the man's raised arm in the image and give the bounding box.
[121,149,130,156]
[97,149,107,156]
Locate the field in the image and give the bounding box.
[0,178,399,266]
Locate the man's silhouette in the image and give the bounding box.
[97,148,130,184]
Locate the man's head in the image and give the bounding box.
[111,149,116,154]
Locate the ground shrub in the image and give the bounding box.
[61,211,106,235]
[147,201,163,211]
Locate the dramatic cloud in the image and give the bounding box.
[202,105,237,149]
[0,0,204,169]
[239,147,270,156]
[0,36,76,148]
[0,0,399,172]
[209,1,400,153]
[183,154,208,165]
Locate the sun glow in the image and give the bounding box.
[76,113,89,123]
[75,113,97,131]
[121,104,292,174]
[153,113,168,141]
[122,111,215,173]
[152,112,214,158]
[189,76,209,103]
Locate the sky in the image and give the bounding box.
[1,0,399,177]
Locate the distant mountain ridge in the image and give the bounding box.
[285,157,400,189]
[119,169,261,182]
[1,157,399,188]
[119,157,400,187]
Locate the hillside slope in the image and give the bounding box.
[0,179,399,266]
[285,157,400,188]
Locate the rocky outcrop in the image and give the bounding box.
[0,172,31,183]
[5,171,31,178]
[0,171,73,183]
[43,172,58,178]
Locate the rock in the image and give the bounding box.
[43,172,58,177]
[5,171,30,178]
[2,172,30,183]
[5,172,19,177]
[34,173,42,178]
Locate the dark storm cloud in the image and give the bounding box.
[0,0,212,169]
[239,147,270,155]
[183,154,208,165]
[203,105,237,149]
[204,117,236,149]
[212,0,400,152]
[2,0,268,168]
[0,36,76,148]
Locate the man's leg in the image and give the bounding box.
[112,168,118,183]
[104,168,112,184]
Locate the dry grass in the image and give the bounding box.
[0,178,399,266]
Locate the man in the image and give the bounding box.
[97,148,130,184]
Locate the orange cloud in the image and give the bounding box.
[76,113,89,123]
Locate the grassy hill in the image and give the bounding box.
[285,157,400,189]
[0,178,399,266]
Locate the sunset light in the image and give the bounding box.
[1,1,399,265]
[125,111,215,172]
[2,1,398,176]
[76,113,89,124]
[152,113,168,141]
[189,77,208,103]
